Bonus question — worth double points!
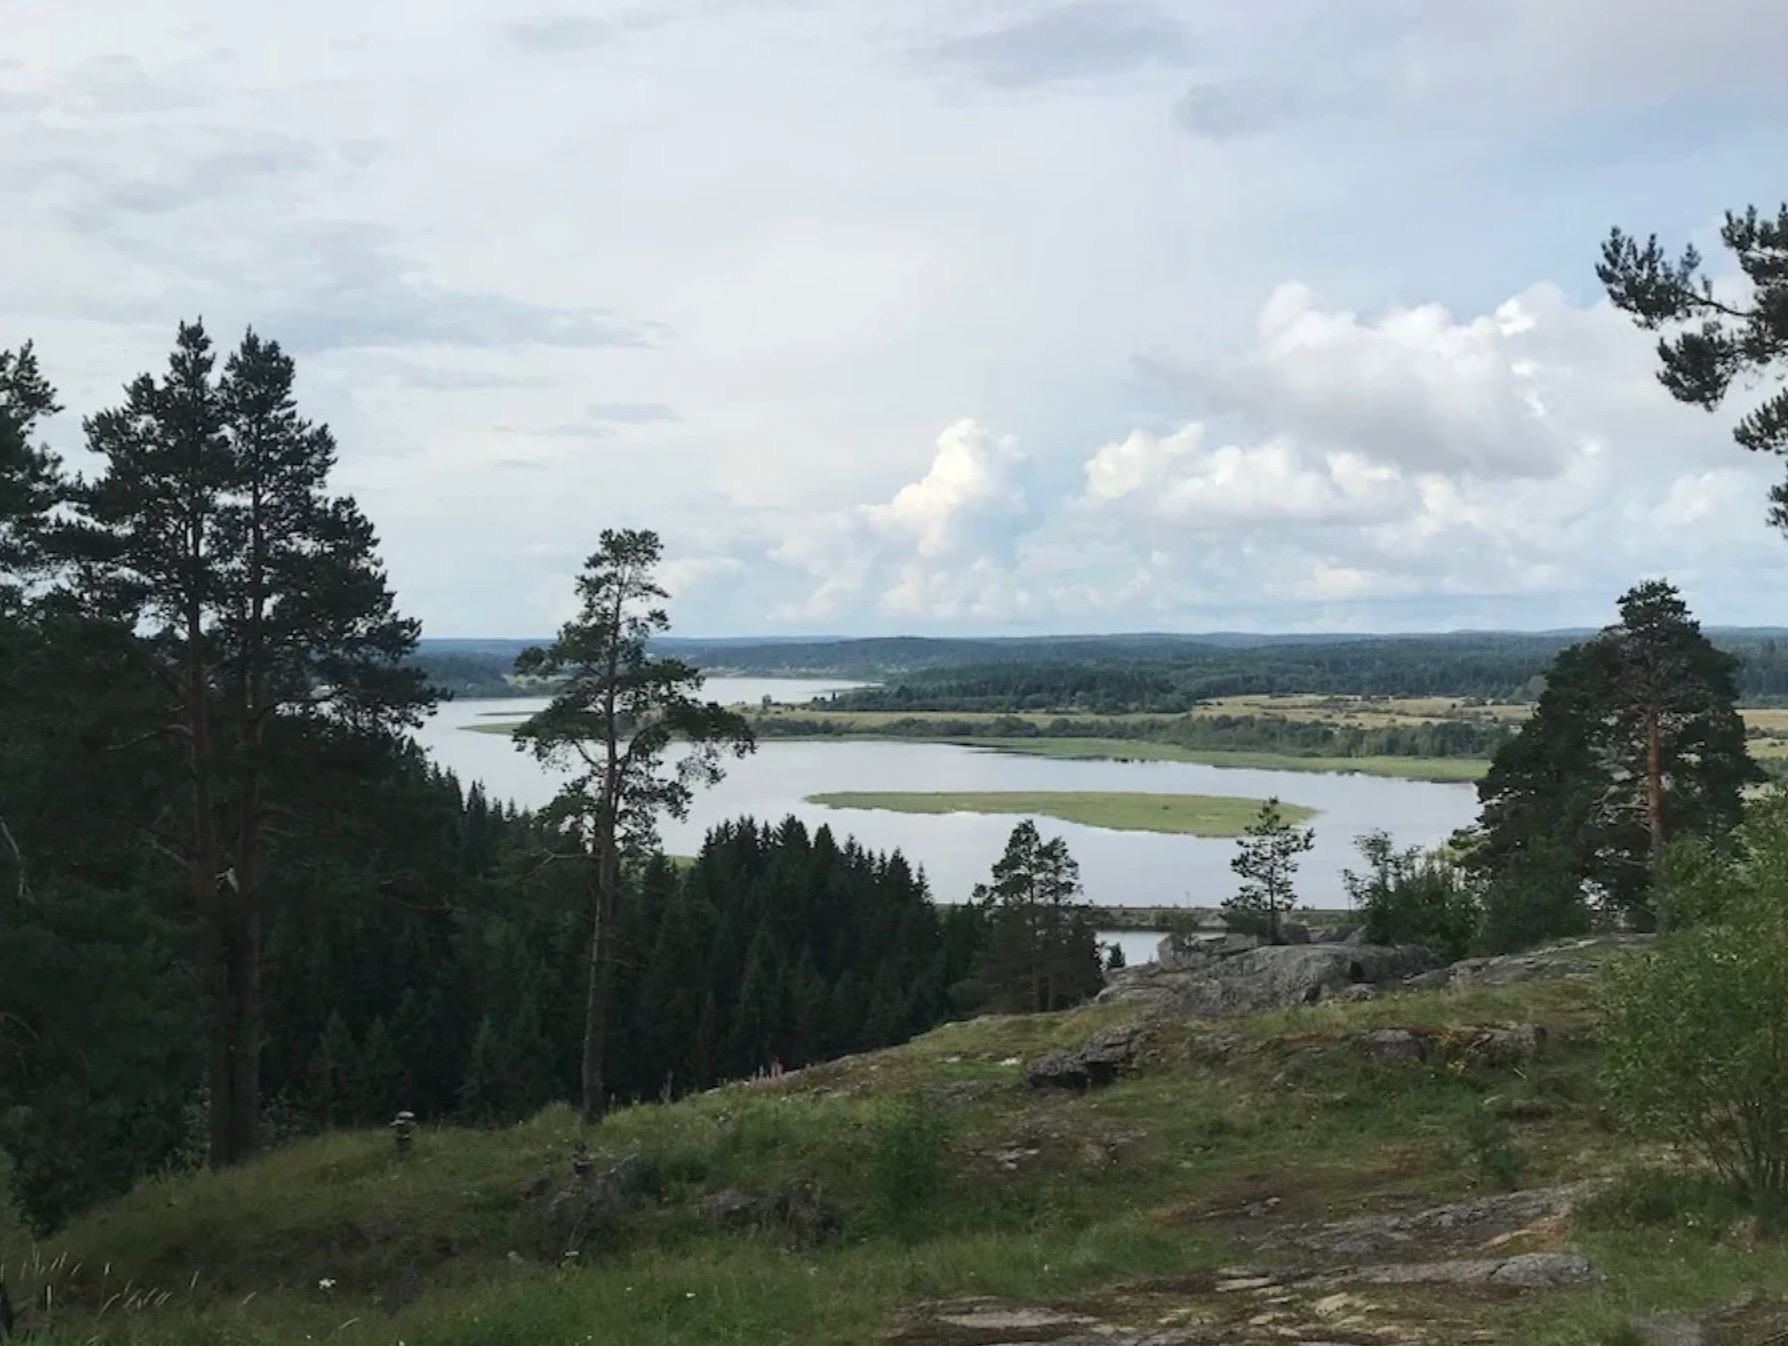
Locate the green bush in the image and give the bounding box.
[1579,1167,1755,1237]
[1477,845,1592,955]
[1344,831,1480,961]
[860,1092,950,1243]
[1601,844,1788,1209]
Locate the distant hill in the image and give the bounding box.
[411,629,1788,701]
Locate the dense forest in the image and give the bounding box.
[414,631,1788,706]
[824,635,1788,709]
[0,331,1009,1233]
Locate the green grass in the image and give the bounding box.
[804,789,1312,835]
[930,735,1489,782]
[25,936,1780,1346]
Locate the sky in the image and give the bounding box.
[5,0,1788,638]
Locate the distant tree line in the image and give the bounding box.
[813,638,1788,709]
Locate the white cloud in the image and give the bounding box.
[769,419,1037,621]
[5,0,1788,635]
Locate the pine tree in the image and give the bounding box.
[1599,207,1788,533]
[973,821,1100,1012]
[1472,580,1760,929]
[72,322,430,1166]
[512,529,753,1123]
[307,1011,359,1128]
[354,1017,403,1124]
[1224,798,1316,943]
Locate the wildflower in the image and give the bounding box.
[318,1277,336,1292]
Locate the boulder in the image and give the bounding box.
[1358,1023,1548,1066]
[1156,930,1260,969]
[1160,943,1438,1018]
[1025,1022,1141,1091]
[1629,1314,1712,1346]
[1362,1028,1427,1063]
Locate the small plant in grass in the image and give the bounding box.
[1461,1109,1522,1192]
[860,1092,950,1243]
[1580,1168,1756,1238]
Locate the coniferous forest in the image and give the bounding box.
[0,326,1001,1232]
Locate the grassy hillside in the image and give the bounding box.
[13,942,1784,1345]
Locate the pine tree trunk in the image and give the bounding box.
[1645,704,1666,870]
[580,840,617,1124]
[185,625,240,1169]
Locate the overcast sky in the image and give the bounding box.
[6,0,1788,637]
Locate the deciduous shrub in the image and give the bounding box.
[1601,818,1788,1210]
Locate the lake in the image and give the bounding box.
[410,678,1479,939]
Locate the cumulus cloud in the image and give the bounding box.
[770,419,1037,621]
[1161,282,1602,481]
[735,278,1788,629]
[8,0,1788,636]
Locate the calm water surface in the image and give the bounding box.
[411,678,1478,915]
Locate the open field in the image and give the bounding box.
[804,790,1312,836]
[930,735,1491,782]
[459,699,1788,777]
[16,937,1784,1346]
[1191,692,1533,726]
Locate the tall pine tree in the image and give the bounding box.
[513,529,753,1123]
[72,322,430,1166]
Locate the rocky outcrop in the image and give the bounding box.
[1309,1251,1599,1288]
[1402,934,1653,990]
[1101,934,1438,1017]
[885,1298,1200,1346]
[1358,1022,1548,1067]
[1272,1182,1604,1260]
[1025,1023,1142,1091]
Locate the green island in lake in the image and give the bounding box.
[804,789,1314,836]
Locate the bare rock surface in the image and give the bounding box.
[1401,934,1652,991]
[1101,938,1438,1017]
[883,1297,1200,1345]
[1308,1251,1599,1289]
[1271,1182,1604,1259]
[1025,1023,1143,1091]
